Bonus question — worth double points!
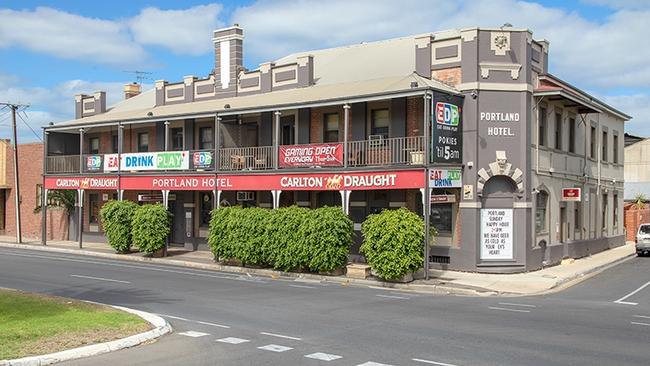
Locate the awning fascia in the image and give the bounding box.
[533,89,602,115]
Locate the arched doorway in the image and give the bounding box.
[479,176,517,261]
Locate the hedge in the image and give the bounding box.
[132,203,171,255]
[208,206,353,272]
[360,207,427,280]
[100,200,137,253]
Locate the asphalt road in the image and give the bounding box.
[1,247,649,366]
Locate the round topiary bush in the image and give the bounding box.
[100,200,137,253]
[131,203,170,255]
[360,207,425,280]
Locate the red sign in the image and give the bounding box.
[112,170,425,191]
[44,176,119,190]
[121,175,216,191]
[562,188,581,202]
[279,143,343,167]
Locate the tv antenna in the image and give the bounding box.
[123,70,153,84]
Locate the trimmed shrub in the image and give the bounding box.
[302,207,353,273]
[100,200,137,253]
[208,206,237,261]
[360,207,425,280]
[209,207,270,266]
[208,205,353,273]
[264,206,310,271]
[132,203,171,255]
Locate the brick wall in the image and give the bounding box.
[431,67,462,87]
[624,205,650,242]
[2,142,68,241]
[406,97,423,137]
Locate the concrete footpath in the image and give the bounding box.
[0,236,636,296]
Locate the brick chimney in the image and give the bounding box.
[124,82,141,99]
[213,24,243,98]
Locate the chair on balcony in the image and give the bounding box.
[254,155,267,169]
[230,155,245,170]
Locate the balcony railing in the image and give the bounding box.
[45,136,426,174]
[46,155,80,174]
[219,146,274,171]
[348,136,424,167]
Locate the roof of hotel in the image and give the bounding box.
[50,73,455,130]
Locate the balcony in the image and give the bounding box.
[45,136,425,174]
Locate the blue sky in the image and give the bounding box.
[1,0,649,141]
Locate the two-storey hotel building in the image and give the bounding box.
[41,25,630,273]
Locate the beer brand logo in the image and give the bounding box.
[325,175,343,190]
[80,178,90,189]
[435,102,460,126]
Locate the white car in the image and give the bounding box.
[636,224,650,256]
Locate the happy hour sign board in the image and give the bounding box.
[480,209,513,260]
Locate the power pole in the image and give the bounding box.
[1,102,29,243]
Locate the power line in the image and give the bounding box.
[17,111,42,141]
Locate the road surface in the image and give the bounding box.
[0,247,648,366]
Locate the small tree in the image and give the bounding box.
[132,204,170,255]
[100,200,137,253]
[361,208,426,280]
[634,193,647,210]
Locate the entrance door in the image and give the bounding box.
[281,116,295,145]
[169,194,185,245]
[560,207,569,243]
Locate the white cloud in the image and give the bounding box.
[0,74,126,141]
[601,94,650,135]
[581,0,650,9]
[0,7,146,65]
[129,4,224,55]
[0,4,225,65]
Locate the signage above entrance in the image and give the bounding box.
[104,151,190,172]
[561,188,581,202]
[279,143,343,167]
[44,176,119,190]
[114,170,425,191]
[429,168,462,188]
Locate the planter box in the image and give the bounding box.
[385,272,414,283]
[319,267,345,276]
[346,264,371,279]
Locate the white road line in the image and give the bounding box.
[356,362,393,366]
[157,313,189,321]
[498,302,536,308]
[412,358,459,366]
[614,280,650,305]
[488,306,531,313]
[633,315,650,319]
[305,352,342,361]
[69,274,130,284]
[376,294,409,300]
[178,331,210,338]
[258,344,293,352]
[260,331,302,341]
[196,320,231,329]
[217,337,250,344]
[631,321,650,327]
[157,313,231,328]
[289,284,316,289]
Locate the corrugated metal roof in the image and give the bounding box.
[48,73,458,130]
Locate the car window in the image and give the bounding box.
[639,225,650,234]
